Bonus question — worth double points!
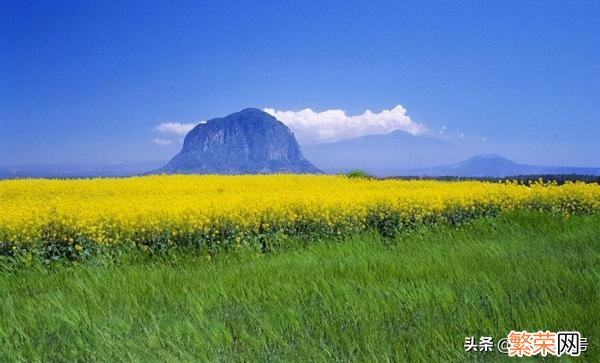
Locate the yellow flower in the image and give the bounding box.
[0,175,598,248]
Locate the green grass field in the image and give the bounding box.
[1,212,599,361]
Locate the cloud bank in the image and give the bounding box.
[152,105,426,146]
[154,122,197,136]
[152,122,202,146]
[264,105,427,144]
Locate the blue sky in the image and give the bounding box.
[1,0,599,166]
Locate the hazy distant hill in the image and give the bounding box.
[153,108,320,174]
[0,161,166,179]
[409,154,600,177]
[302,130,469,176]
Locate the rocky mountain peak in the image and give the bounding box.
[154,108,320,174]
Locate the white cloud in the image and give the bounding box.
[152,121,203,146]
[154,122,198,136]
[264,105,427,144]
[152,138,173,146]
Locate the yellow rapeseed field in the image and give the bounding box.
[1,175,599,253]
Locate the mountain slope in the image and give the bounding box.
[301,130,469,176]
[410,154,600,177]
[154,108,320,174]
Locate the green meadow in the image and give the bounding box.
[1,212,599,361]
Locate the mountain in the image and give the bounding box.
[410,154,600,177]
[301,130,470,176]
[0,161,166,179]
[153,108,320,174]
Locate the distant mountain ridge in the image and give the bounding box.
[3,116,598,178]
[0,161,165,179]
[302,131,600,177]
[302,130,470,176]
[408,154,600,177]
[153,108,320,174]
